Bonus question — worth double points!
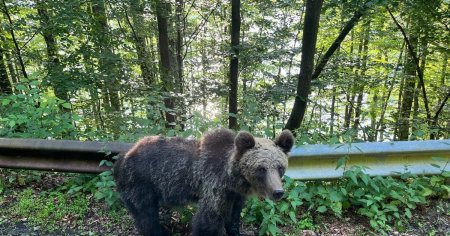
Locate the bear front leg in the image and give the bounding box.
[192,203,225,236]
[225,194,246,236]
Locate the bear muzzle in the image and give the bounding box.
[272,189,285,200]
[266,170,285,201]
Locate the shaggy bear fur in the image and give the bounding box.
[113,128,294,236]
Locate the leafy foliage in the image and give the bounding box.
[243,166,450,235]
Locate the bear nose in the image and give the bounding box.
[272,190,284,200]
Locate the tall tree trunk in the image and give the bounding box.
[352,20,370,133]
[175,0,184,93]
[398,32,418,140]
[36,1,69,102]
[156,0,177,129]
[228,0,241,130]
[285,0,323,132]
[0,35,12,94]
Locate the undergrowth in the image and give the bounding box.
[243,167,450,235]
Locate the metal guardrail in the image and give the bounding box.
[287,139,450,179]
[0,138,449,179]
[0,138,132,173]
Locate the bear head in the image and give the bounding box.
[231,130,294,201]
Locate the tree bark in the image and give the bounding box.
[284,0,323,132]
[398,33,418,140]
[228,0,241,130]
[0,39,12,94]
[156,0,177,129]
[0,50,18,87]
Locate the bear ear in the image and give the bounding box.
[235,131,256,153]
[275,129,294,153]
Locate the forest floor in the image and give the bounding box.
[0,171,449,236]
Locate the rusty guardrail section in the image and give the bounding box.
[0,138,449,179]
[0,138,132,173]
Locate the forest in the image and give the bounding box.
[0,0,449,235]
[0,0,448,142]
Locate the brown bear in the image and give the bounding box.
[113,128,294,236]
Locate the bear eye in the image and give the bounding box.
[278,166,285,176]
[256,166,267,175]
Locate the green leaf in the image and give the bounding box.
[1,99,11,106]
[317,206,327,213]
[335,156,347,170]
[16,84,26,90]
[62,103,72,109]
[279,202,289,212]
[268,224,279,236]
[370,182,380,192]
[405,208,412,219]
[348,171,358,185]
[288,211,297,223]
[370,219,378,228]
[361,174,370,186]
[329,191,342,202]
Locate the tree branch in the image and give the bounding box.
[312,0,370,81]
[387,7,432,123]
[434,89,450,121]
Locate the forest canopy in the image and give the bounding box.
[0,0,449,143]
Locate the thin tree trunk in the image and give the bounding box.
[352,21,370,133]
[430,55,448,139]
[311,0,370,81]
[388,8,431,124]
[3,52,17,87]
[285,0,323,132]
[0,36,12,94]
[228,0,241,130]
[2,0,28,79]
[377,42,404,141]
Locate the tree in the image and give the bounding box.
[156,0,177,129]
[0,37,11,94]
[228,0,241,130]
[285,0,323,132]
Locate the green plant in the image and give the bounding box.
[243,164,449,235]
[0,80,78,139]
[12,188,89,232]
